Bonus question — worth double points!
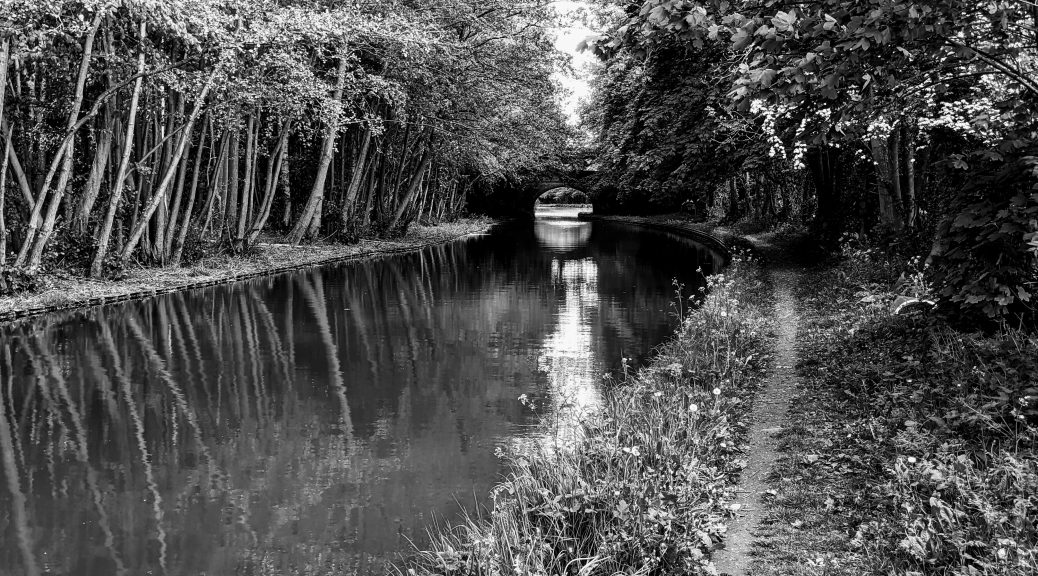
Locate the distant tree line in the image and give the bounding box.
[0,0,570,283]
[582,0,1038,322]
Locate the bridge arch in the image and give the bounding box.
[465,170,599,218]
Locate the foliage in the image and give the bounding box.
[42,228,124,279]
[930,161,1038,322]
[410,254,773,575]
[0,266,39,296]
[537,188,588,204]
[0,0,571,280]
[580,0,1038,321]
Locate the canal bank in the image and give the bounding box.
[411,216,779,575]
[0,218,494,323]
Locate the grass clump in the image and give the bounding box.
[752,242,1038,576]
[408,253,773,575]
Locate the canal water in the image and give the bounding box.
[0,208,723,576]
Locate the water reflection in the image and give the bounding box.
[0,217,723,575]
[534,220,593,252]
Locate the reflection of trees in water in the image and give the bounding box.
[0,222,721,576]
[0,239,571,576]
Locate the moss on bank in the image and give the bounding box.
[408,252,775,575]
[0,218,494,321]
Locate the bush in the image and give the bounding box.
[0,267,40,296]
[41,227,125,279]
[931,160,1038,324]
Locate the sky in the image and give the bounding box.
[551,1,596,125]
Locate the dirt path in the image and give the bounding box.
[712,264,801,576]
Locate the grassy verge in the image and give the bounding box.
[408,252,774,575]
[0,218,494,318]
[751,246,1038,575]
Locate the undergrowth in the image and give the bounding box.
[407,253,773,575]
[752,241,1038,576]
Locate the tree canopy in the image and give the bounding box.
[581,0,1038,322]
[0,0,572,278]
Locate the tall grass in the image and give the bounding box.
[407,254,773,575]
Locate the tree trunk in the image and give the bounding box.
[903,121,917,228]
[0,119,32,214]
[121,69,216,262]
[247,118,291,246]
[806,145,844,244]
[287,58,348,244]
[341,125,372,223]
[172,115,210,265]
[224,122,240,239]
[0,123,10,265]
[387,145,434,231]
[91,21,146,278]
[233,113,256,250]
[18,12,103,270]
[887,123,905,228]
[76,113,114,234]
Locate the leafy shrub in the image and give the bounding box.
[875,452,1038,575]
[0,267,40,296]
[179,226,213,265]
[42,227,125,279]
[930,160,1038,323]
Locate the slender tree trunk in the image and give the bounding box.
[19,12,103,269]
[341,125,371,223]
[224,121,240,239]
[0,124,10,265]
[903,121,917,228]
[387,145,434,231]
[247,118,291,246]
[121,69,217,262]
[76,113,114,234]
[91,21,146,278]
[200,130,229,236]
[234,112,257,249]
[887,123,905,228]
[279,152,292,228]
[171,115,210,265]
[287,58,347,244]
[0,36,9,150]
[0,119,34,212]
[164,126,191,259]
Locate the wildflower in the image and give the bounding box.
[518,393,529,405]
[690,403,699,412]
[907,457,917,464]
[713,388,721,395]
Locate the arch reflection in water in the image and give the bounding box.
[534,219,593,253]
[0,218,721,576]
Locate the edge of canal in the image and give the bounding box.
[0,223,496,326]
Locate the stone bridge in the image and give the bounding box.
[465,169,598,218]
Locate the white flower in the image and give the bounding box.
[712,388,721,395]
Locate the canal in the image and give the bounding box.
[0,208,723,575]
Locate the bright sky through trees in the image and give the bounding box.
[552,0,594,125]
